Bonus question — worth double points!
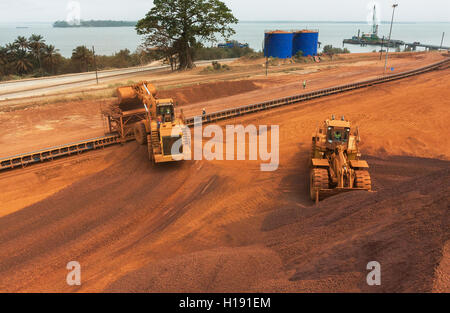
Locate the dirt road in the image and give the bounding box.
[0,62,448,292]
[0,59,237,101]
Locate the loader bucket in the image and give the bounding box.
[117,86,141,111]
[315,187,371,203]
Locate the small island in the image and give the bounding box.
[53,20,137,28]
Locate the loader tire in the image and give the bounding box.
[355,170,372,190]
[310,168,329,201]
[134,123,147,145]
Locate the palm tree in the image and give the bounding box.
[42,44,59,74]
[5,43,18,54]
[3,44,17,76]
[6,41,34,76]
[71,46,93,72]
[0,46,8,62]
[0,46,9,76]
[14,50,33,74]
[13,36,29,52]
[29,34,45,74]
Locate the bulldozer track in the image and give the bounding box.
[1,58,448,173]
[355,170,372,190]
[309,167,329,202]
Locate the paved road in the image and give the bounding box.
[0,58,236,101]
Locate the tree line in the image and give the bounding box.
[0,34,257,81]
[0,35,156,81]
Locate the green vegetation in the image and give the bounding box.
[53,20,137,28]
[0,33,256,81]
[322,45,350,55]
[136,0,238,70]
[293,51,308,63]
[0,35,154,81]
[201,61,231,73]
[294,51,303,58]
[194,41,256,60]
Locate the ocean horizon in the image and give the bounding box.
[1,21,448,57]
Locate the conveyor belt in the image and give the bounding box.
[0,135,120,171]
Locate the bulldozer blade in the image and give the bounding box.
[318,187,371,200]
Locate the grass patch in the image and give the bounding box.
[200,61,231,74]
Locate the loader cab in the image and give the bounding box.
[156,101,175,123]
[325,119,352,149]
[327,126,350,143]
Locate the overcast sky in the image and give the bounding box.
[0,0,449,23]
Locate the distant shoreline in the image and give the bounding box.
[53,20,137,28]
[1,20,446,28]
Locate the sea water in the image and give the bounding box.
[0,21,448,57]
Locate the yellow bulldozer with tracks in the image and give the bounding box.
[310,116,372,203]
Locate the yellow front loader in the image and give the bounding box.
[117,81,186,164]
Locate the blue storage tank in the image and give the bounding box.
[292,31,319,56]
[264,31,294,59]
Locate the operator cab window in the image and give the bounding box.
[157,105,174,122]
[327,127,350,143]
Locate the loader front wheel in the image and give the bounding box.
[310,168,329,201]
[355,170,372,190]
[134,123,148,145]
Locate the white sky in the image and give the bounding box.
[0,0,449,23]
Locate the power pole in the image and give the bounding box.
[92,45,99,85]
[384,4,398,74]
[262,38,268,77]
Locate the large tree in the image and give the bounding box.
[136,0,237,70]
